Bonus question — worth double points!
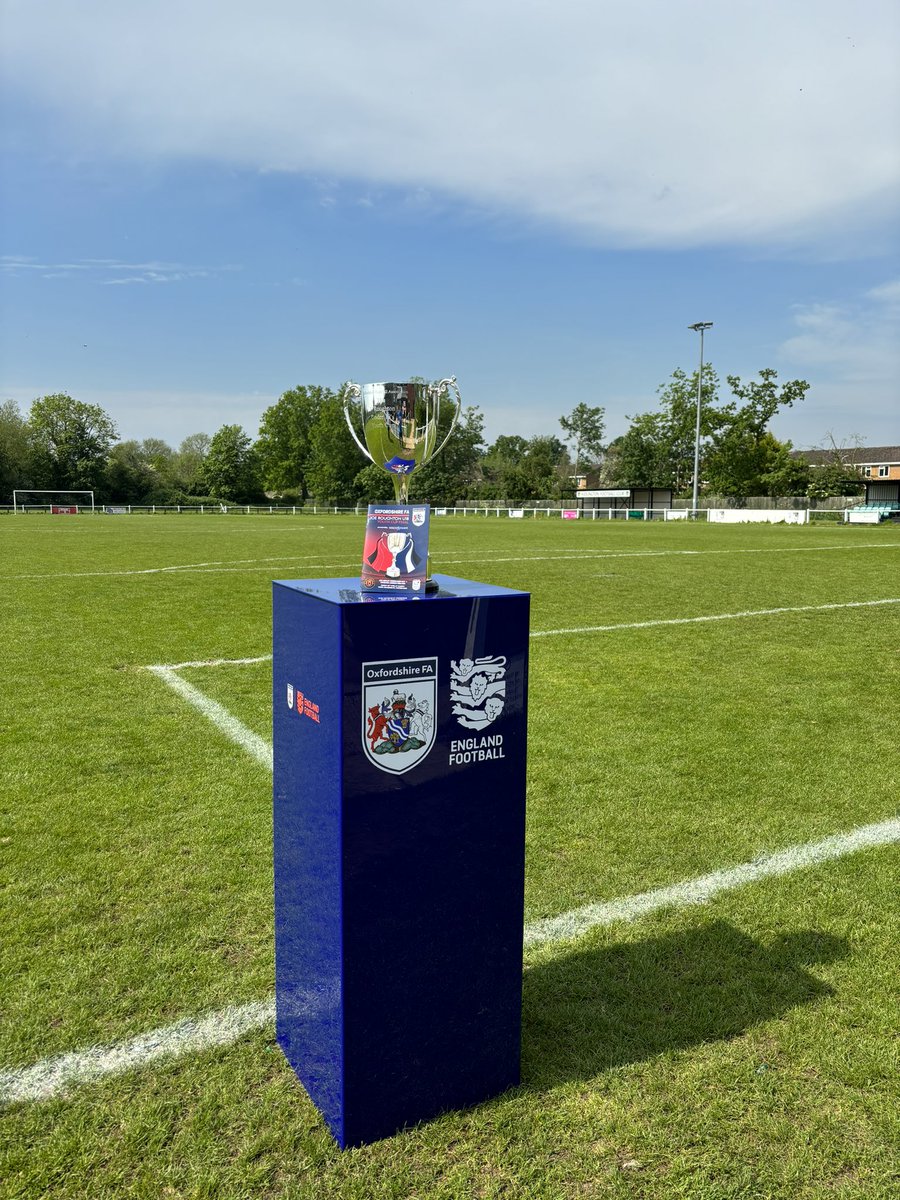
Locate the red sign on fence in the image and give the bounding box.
[51,505,78,515]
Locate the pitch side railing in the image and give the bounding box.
[0,503,858,522]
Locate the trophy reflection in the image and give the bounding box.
[342,379,461,504]
[344,379,461,592]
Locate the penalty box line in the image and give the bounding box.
[145,596,899,772]
[2,815,898,1107]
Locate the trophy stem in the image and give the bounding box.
[393,475,410,504]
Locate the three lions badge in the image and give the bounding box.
[449,655,506,730]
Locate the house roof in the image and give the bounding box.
[790,445,900,466]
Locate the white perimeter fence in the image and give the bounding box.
[0,502,869,524]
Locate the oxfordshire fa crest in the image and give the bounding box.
[362,657,437,774]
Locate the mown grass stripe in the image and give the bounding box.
[2,815,897,1107]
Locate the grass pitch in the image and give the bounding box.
[1,514,898,1199]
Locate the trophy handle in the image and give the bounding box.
[429,376,462,459]
[341,382,373,463]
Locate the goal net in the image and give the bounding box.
[12,490,96,514]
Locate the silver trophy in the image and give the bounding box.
[342,379,462,503]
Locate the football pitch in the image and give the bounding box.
[2,514,898,1199]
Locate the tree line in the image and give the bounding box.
[0,369,864,507]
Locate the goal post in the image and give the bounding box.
[12,490,96,514]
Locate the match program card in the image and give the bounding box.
[360,504,430,594]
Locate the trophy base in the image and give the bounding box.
[425,576,440,594]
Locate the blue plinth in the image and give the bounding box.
[272,574,530,1147]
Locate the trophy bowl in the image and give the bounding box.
[342,379,461,503]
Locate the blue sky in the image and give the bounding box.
[1,0,898,451]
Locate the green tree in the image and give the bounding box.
[353,460,396,504]
[757,437,812,497]
[804,435,866,500]
[656,364,722,492]
[202,425,261,502]
[559,403,605,478]
[523,435,569,497]
[480,433,567,501]
[613,412,675,488]
[306,396,366,504]
[103,438,178,503]
[480,435,529,500]
[704,370,810,501]
[0,400,31,501]
[139,437,175,476]
[615,366,721,492]
[104,440,157,502]
[805,460,864,500]
[257,385,330,499]
[411,405,486,504]
[613,365,809,499]
[172,433,211,497]
[27,393,118,490]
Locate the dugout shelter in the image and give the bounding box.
[576,487,674,518]
[864,479,900,506]
[861,478,900,522]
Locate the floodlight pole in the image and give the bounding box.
[688,322,713,517]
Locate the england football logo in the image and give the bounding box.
[450,655,506,730]
[362,657,437,774]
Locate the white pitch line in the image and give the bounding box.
[10,553,356,581]
[0,1000,275,1106]
[523,815,900,947]
[152,655,271,671]
[8,541,900,581]
[142,596,900,777]
[147,666,272,771]
[2,815,897,1107]
[152,542,900,576]
[530,597,900,638]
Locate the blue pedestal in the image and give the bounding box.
[272,574,529,1148]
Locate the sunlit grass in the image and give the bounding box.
[1,514,898,1198]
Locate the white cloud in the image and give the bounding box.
[866,278,900,308]
[773,279,900,444]
[780,280,900,382]
[2,1,898,252]
[0,257,227,284]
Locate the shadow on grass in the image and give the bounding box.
[521,921,847,1087]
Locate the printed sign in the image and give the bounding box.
[286,682,321,723]
[362,657,437,774]
[361,504,430,594]
[562,509,579,520]
[449,654,508,767]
